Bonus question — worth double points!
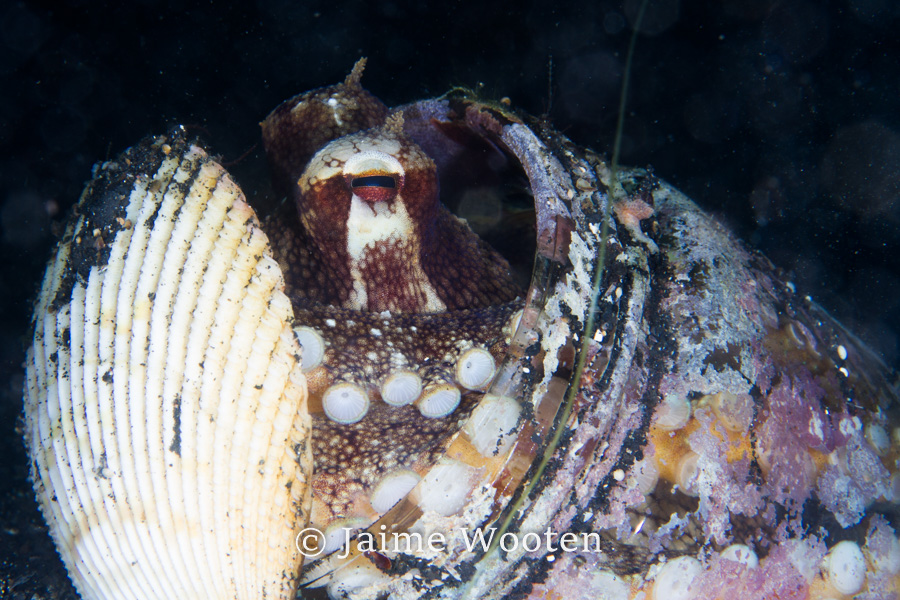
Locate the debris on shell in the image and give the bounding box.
[23,134,313,599]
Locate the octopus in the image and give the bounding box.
[259,59,525,531]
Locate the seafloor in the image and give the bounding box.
[1,1,898,598]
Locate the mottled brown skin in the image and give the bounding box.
[419,207,520,310]
[265,193,519,313]
[261,62,524,526]
[261,58,389,198]
[294,120,520,313]
[310,399,478,520]
[294,303,520,390]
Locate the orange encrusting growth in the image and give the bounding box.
[647,398,755,487]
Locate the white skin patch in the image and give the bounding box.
[809,413,824,441]
[326,97,344,126]
[344,196,445,311]
[299,129,444,311]
[301,137,406,191]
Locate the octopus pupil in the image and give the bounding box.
[352,175,396,188]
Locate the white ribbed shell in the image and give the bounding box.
[23,135,312,600]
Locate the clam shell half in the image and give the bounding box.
[23,132,312,600]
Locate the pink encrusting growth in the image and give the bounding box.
[516,184,899,599]
[687,539,825,600]
[757,372,842,514]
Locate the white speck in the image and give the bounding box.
[786,281,795,293]
[327,97,344,126]
[367,351,378,360]
[546,555,556,562]
[615,287,622,299]
[837,345,847,361]
[839,367,849,377]
[839,417,861,437]
[410,326,418,332]
[325,319,337,327]
[370,328,382,337]
[808,414,824,441]
[613,469,625,481]
[865,424,890,455]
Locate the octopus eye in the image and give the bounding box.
[343,151,405,203]
[348,172,400,203]
[351,175,396,189]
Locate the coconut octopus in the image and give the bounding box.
[20,58,900,600]
[260,59,525,534]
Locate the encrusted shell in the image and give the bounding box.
[23,133,313,599]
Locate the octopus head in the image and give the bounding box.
[296,115,445,313]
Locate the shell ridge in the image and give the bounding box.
[186,182,260,596]
[92,200,159,594]
[97,174,170,598]
[174,159,247,597]
[114,168,186,599]
[24,257,51,516]
[241,293,298,594]
[253,324,297,588]
[68,279,120,598]
[40,303,103,598]
[141,149,209,597]
[195,207,262,596]
[225,240,285,596]
[33,297,87,595]
[158,154,230,597]
[208,222,270,596]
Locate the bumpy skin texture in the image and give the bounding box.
[261,58,389,198]
[281,122,518,313]
[261,62,523,527]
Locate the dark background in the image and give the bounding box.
[1,0,898,597]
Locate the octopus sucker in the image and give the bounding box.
[20,59,900,600]
[380,369,423,406]
[322,382,370,424]
[309,396,480,525]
